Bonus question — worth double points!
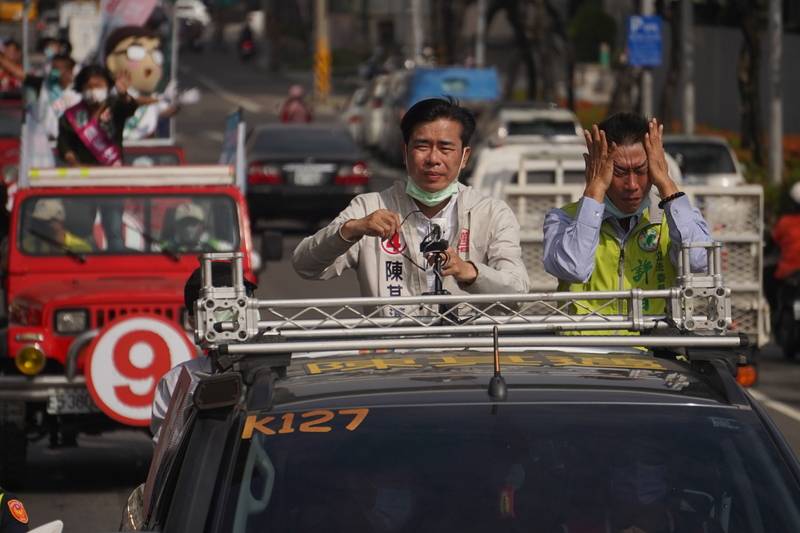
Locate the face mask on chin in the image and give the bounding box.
[83,87,108,105]
[603,194,651,220]
[405,148,466,207]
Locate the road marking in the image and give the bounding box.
[203,131,225,142]
[750,389,800,423]
[179,65,264,114]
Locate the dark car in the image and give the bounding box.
[246,123,369,224]
[121,254,800,533]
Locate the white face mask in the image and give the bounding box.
[83,87,108,104]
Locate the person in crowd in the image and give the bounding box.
[104,25,185,141]
[0,39,22,94]
[293,97,529,298]
[771,182,800,284]
[166,202,231,252]
[279,84,312,123]
[22,198,92,254]
[542,112,711,318]
[150,263,257,443]
[56,64,138,166]
[0,487,28,533]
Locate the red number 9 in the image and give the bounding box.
[112,331,172,407]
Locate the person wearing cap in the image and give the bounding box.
[293,97,529,299]
[150,263,257,443]
[22,198,92,254]
[165,202,230,252]
[542,113,711,323]
[0,487,29,532]
[771,182,800,284]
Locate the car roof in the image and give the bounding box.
[249,349,734,411]
[498,107,580,122]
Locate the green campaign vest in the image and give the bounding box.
[556,201,677,320]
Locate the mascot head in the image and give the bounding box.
[104,25,163,94]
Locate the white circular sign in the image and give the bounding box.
[85,315,196,426]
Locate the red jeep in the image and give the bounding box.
[0,164,263,485]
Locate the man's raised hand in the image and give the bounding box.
[341,209,402,241]
[583,125,617,203]
[643,118,679,198]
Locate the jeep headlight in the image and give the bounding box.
[55,309,89,334]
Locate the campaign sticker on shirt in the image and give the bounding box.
[458,228,470,253]
[637,225,661,252]
[380,232,407,255]
[7,499,28,524]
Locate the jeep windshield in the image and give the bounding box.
[18,194,239,257]
[223,404,800,532]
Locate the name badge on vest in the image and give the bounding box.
[637,224,661,252]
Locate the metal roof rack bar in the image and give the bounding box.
[195,243,738,351]
[221,334,745,355]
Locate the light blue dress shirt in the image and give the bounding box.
[542,195,712,283]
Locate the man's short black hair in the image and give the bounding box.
[400,97,476,147]
[73,64,114,93]
[52,54,75,69]
[183,262,257,310]
[3,38,20,50]
[598,112,649,146]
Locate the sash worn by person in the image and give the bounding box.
[56,64,137,166]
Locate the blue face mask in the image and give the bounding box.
[603,195,651,220]
[47,68,61,85]
[404,148,466,207]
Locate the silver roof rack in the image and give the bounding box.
[194,243,743,356]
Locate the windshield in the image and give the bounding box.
[223,404,800,533]
[18,194,239,257]
[663,142,736,175]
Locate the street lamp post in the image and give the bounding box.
[681,0,695,135]
[640,0,655,118]
[314,0,331,105]
[768,0,783,185]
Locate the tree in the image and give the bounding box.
[488,0,537,100]
[733,0,766,167]
[658,0,680,129]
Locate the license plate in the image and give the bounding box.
[284,163,334,186]
[47,388,100,415]
[293,170,324,186]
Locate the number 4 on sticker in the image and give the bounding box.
[241,408,369,439]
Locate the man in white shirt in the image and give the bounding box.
[292,97,529,298]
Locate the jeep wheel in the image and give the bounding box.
[0,423,27,488]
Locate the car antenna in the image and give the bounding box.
[488,326,507,401]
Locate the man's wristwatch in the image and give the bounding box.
[658,191,685,210]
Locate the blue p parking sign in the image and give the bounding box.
[627,15,663,67]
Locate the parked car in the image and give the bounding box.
[341,86,369,145]
[246,123,369,225]
[663,135,745,187]
[479,102,583,147]
[362,73,392,150]
[378,67,501,166]
[175,0,210,51]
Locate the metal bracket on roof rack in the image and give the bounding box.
[669,242,731,333]
[194,253,261,346]
[194,242,741,354]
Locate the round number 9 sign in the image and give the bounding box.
[85,315,197,426]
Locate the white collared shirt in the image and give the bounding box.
[413,194,458,292]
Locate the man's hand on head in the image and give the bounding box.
[582,124,617,203]
[428,246,478,285]
[644,118,679,199]
[341,209,402,241]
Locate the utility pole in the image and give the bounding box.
[475,0,487,67]
[410,0,423,63]
[681,0,695,134]
[641,0,655,118]
[314,0,331,105]
[768,0,783,185]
